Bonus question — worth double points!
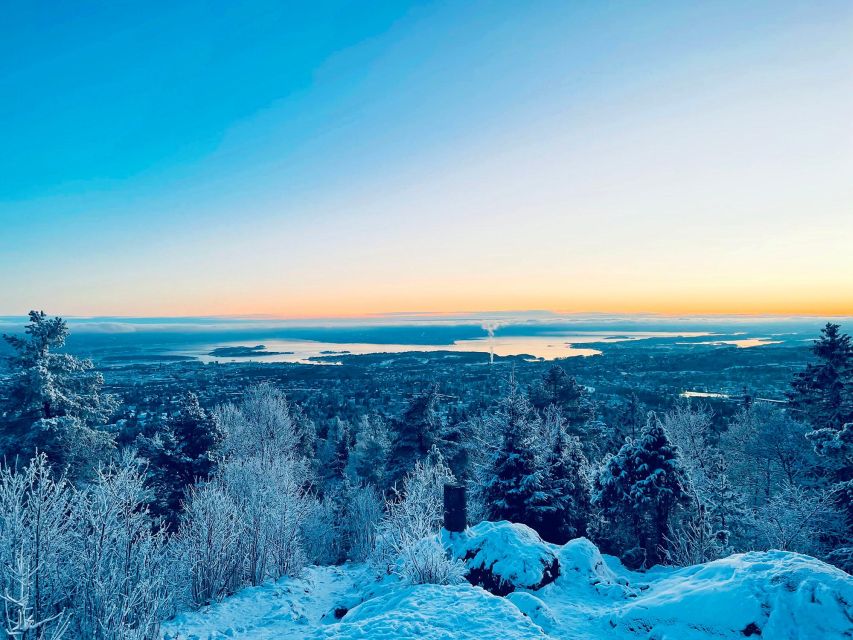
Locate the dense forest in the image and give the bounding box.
[0,311,851,639]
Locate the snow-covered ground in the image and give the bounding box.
[162,523,853,640]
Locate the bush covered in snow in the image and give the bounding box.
[443,521,560,595]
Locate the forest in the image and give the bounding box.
[0,311,851,639]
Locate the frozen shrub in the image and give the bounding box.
[371,447,460,583]
[70,453,172,640]
[176,481,242,606]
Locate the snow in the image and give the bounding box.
[611,550,853,639]
[317,585,548,639]
[442,521,559,593]
[162,527,853,640]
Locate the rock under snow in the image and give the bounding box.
[162,528,853,640]
[609,550,853,640]
[506,591,558,632]
[443,521,560,595]
[317,584,548,639]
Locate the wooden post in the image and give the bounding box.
[443,483,467,532]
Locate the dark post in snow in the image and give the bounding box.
[443,483,467,533]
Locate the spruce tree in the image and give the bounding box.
[136,392,224,525]
[539,417,592,543]
[593,413,690,566]
[483,382,552,531]
[386,385,443,485]
[348,415,390,486]
[788,323,853,431]
[2,311,118,481]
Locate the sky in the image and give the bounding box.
[1,1,852,318]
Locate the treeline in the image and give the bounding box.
[0,312,851,639]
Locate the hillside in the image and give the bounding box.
[162,522,853,640]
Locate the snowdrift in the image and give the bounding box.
[611,550,853,639]
[443,521,560,595]
[317,585,548,639]
[162,524,853,640]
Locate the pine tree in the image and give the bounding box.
[483,382,552,531]
[528,365,594,426]
[1,311,118,481]
[386,385,443,485]
[703,453,746,552]
[136,392,224,525]
[593,413,691,566]
[538,411,592,543]
[789,323,853,431]
[347,415,390,487]
[615,392,645,444]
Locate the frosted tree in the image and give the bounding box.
[664,502,725,566]
[749,483,842,555]
[662,402,716,502]
[342,482,384,562]
[386,385,444,485]
[372,447,461,583]
[537,406,592,543]
[593,413,691,567]
[217,383,299,464]
[2,311,118,481]
[482,381,553,533]
[219,455,311,585]
[70,453,172,640]
[175,481,243,607]
[347,415,391,486]
[724,404,814,508]
[0,454,74,640]
[703,452,746,552]
[136,391,224,525]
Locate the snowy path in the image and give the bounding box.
[163,565,370,640]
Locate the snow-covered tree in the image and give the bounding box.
[386,386,443,485]
[2,311,118,481]
[372,447,458,582]
[136,391,224,525]
[788,323,853,432]
[482,382,552,532]
[537,406,591,543]
[70,453,172,640]
[347,415,390,486]
[593,413,691,567]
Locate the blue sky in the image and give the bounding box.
[1,1,851,316]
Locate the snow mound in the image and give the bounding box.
[611,550,853,640]
[443,521,559,595]
[555,538,620,587]
[506,591,558,632]
[317,584,548,639]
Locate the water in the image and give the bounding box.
[178,331,712,364]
